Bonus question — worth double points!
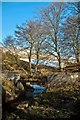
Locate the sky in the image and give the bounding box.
[0,2,2,43]
[2,2,51,43]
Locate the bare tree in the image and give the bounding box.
[3,36,16,52]
[60,2,80,63]
[15,20,48,73]
[3,35,18,57]
[2,36,19,66]
[38,3,66,70]
[32,21,47,72]
[15,20,37,74]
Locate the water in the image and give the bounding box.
[30,84,46,97]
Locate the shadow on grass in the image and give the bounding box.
[2,91,80,120]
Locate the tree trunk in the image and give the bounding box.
[35,51,39,72]
[57,52,61,70]
[55,31,62,71]
[76,52,79,63]
[75,36,80,63]
[29,48,32,75]
[29,56,32,75]
[76,43,80,63]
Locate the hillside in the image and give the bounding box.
[2,51,80,120]
[2,51,57,79]
[2,71,80,120]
